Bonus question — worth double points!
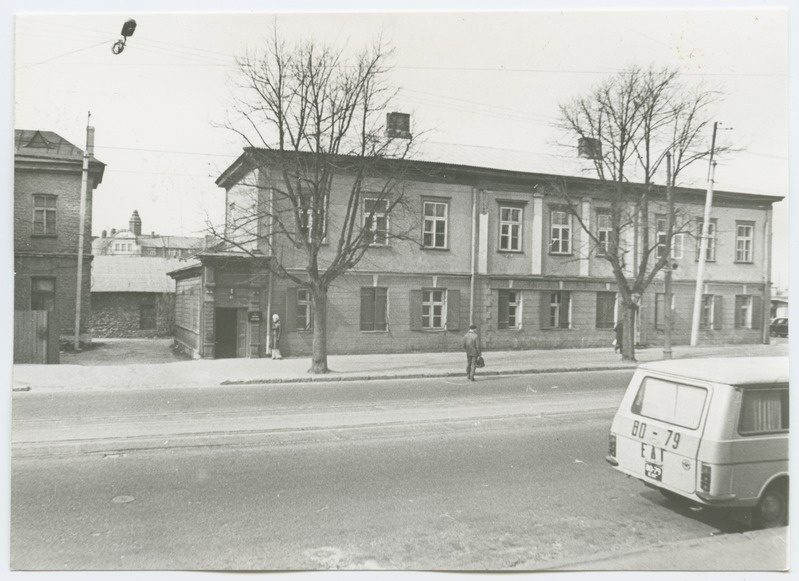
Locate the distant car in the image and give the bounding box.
[770,318,788,338]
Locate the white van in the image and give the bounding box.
[606,357,788,528]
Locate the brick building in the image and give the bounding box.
[14,129,105,360]
[169,148,780,359]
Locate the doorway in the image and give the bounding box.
[215,308,240,358]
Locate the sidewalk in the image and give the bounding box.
[12,341,788,392]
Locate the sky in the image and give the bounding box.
[8,2,793,290]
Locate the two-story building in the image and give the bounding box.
[14,129,105,362]
[169,147,779,359]
[92,210,208,258]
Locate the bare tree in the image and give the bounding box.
[211,32,418,374]
[558,65,731,361]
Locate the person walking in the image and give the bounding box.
[463,324,481,381]
[270,313,283,360]
[614,320,623,354]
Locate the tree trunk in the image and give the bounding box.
[309,285,329,374]
[621,302,637,362]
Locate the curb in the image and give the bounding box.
[220,363,637,386]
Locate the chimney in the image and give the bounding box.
[111,228,117,236]
[129,210,142,236]
[578,137,602,160]
[386,112,411,139]
[101,230,107,238]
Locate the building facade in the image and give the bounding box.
[14,129,105,359]
[170,149,779,359]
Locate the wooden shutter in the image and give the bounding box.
[285,287,297,331]
[447,289,461,330]
[713,295,723,330]
[375,288,388,331]
[734,295,744,328]
[559,292,571,328]
[539,291,552,329]
[360,288,375,331]
[409,290,422,331]
[498,290,509,329]
[752,296,763,330]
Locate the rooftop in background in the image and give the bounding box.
[91,256,187,293]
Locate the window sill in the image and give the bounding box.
[734,261,755,265]
[360,329,390,334]
[497,249,524,254]
[549,252,573,257]
[31,234,58,238]
[421,246,450,251]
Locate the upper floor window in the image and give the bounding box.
[695,218,717,262]
[596,212,611,256]
[33,194,57,236]
[656,215,684,260]
[423,201,448,249]
[364,198,389,246]
[550,210,572,254]
[498,206,522,252]
[735,222,754,263]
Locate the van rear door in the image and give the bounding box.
[614,373,710,494]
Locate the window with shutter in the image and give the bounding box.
[446,289,460,330]
[409,290,423,331]
[361,288,388,331]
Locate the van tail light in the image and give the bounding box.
[609,433,616,457]
[700,464,711,492]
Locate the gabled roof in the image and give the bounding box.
[91,256,186,293]
[14,129,104,164]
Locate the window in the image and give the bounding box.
[550,210,571,254]
[31,277,55,311]
[695,218,717,261]
[33,194,57,236]
[364,198,389,246]
[700,294,722,330]
[735,295,763,329]
[631,377,708,430]
[423,201,448,248]
[298,195,328,243]
[596,212,611,256]
[656,216,684,260]
[360,288,388,331]
[596,292,616,329]
[735,222,754,263]
[498,289,521,329]
[655,293,675,329]
[543,291,570,329]
[499,206,522,252]
[296,288,313,331]
[422,289,446,329]
[139,297,156,330]
[738,387,789,435]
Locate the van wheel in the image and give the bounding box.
[754,482,788,528]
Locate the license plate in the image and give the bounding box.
[641,443,664,463]
[645,462,663,481]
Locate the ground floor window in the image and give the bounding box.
[700,294,722,330]
[31,277,56,311]
[542,290,570,329]
[139,297,156,330]
[422,289,446,329]
[296,288,313,331]
[361,287,388,331]
[596,292,616,329]
[654,293,676,329]
[498,289,521,329]
[735,295,763,329]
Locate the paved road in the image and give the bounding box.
[11,371,761,570]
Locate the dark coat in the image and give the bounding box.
[463,330,481,356]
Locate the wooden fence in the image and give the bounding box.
[14,310,59,364]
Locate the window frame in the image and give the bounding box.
[549,291,571,329]
[656,215,684,260]
[364,197,390,247]
[735,221,754,263]
[596,211,611,256]
[498,289,521,329]
[737,386,789,436]
[31,277,56,311]
[421,289,446,330]
[695,218,718,262]
[422,199,449,249]
[498,205,523,252]
[549,209,572,255]
[32,194,57,237]
[296,288,313,331]
[596,291,617,329]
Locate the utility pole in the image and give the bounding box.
[689,121,719,346]
[74,113,94,351]
[663,152,674,359]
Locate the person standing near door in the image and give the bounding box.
[270,313,282,360]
